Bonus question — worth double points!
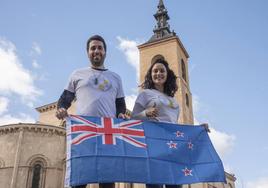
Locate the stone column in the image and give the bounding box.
[10,128,24,188]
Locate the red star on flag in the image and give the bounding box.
[182,167,193,176]
[175,131,184,137]
[167,141,177,149]
[188,141,193,150]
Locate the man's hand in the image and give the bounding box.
[200,123,210,133]
[118,113,130,119]
[55,108,69,120]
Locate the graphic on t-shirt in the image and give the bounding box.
[159,95,178,109]
[90,75,111,91]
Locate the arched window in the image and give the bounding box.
[181,59,187,82]
[185,93,189,107]
[27,157,47,188]
[31,163,42,188]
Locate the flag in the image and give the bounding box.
[65,115,226,187]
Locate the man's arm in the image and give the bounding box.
[57,90,75,109]
[56,90,75,120]
[115,97,127,118]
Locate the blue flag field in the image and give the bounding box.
[65,115,226,187]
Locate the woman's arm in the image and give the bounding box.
[132,102,148,120]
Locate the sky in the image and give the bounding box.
[0,0,268,187]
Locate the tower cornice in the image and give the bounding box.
[35,102,57,113]
[138,36,189,58]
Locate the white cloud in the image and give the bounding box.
[0,38,42,101]
[246,177,268,188]
[117,36,141,82]
[31,42,42,55]
[125,94,137,111]
[0,97,9,115]
[0,113,35,126]
[209,128,236,158]
[30,42,42,69]
[32,59,40,68]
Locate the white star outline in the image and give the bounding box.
[174,130,184,138]
[182,167,193,176]
[188,141,194,150]
[166,141,178,149]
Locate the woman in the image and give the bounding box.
[132,58,181,188]
[132,58,179,124]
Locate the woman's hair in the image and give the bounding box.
[142,59,178,97]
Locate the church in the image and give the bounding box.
[0,0,236,188]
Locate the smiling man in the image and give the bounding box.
[56,35,127,188]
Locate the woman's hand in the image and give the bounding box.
[200,123,210,132]
[145,107,159,119]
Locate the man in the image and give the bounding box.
[56,35,127,188]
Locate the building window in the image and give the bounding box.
[181,59,187,82]
[31,164,42,188]
[27,159,46,188]
[185,93,189,107]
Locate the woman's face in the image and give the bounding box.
[151,63,167,87]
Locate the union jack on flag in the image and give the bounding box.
[68,115,146,148]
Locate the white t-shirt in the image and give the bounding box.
[65,67,124,117]
[132,89,179,123]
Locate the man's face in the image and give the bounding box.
[88,40,106,67]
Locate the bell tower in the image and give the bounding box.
[138,0,194,124]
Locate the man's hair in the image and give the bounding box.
[142,59,178,97]
[86,35,107,52]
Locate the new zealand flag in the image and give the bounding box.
[65,115,226,187]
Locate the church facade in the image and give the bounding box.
[0,1,236,188]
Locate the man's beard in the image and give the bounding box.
[90,57,104,67]
[91,60,103,67]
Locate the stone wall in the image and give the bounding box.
[0,124,66,188]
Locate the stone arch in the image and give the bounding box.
[26,154,50,167]
[151,54,165,64]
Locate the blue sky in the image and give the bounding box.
[1,0,268,187]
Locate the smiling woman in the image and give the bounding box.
[132,58,179,123]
